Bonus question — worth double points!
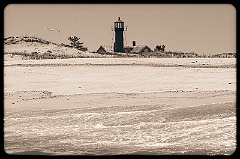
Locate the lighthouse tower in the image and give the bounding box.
[113,17,127,52]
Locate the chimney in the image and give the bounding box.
[133,41,136,46]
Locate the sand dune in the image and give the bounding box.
[4,36,103,59]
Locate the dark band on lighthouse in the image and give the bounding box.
[114,17,124,52]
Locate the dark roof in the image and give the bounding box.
[115,17,124,23]
[130,45,152,53]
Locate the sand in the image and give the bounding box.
[4,58,236,155]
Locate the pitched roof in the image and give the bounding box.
[130,45,152,53]
[99,45,114,52]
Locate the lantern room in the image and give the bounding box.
[114,17,124,29]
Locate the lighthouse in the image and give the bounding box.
[113,17,127,52]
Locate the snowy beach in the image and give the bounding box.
[4,58,236,155]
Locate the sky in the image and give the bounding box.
[4,4,236,55]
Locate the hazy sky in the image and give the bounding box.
[4,4,236,55]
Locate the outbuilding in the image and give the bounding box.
[96,45,114,54]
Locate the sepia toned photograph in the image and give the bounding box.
[4,4,236,155]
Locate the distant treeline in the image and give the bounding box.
[5,51,236,60]
[146,51,236,58]
[5,51,103,59]
[94,51,236,58]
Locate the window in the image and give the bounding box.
[115,22,124,28]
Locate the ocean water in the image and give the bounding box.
[4,102,236,155]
